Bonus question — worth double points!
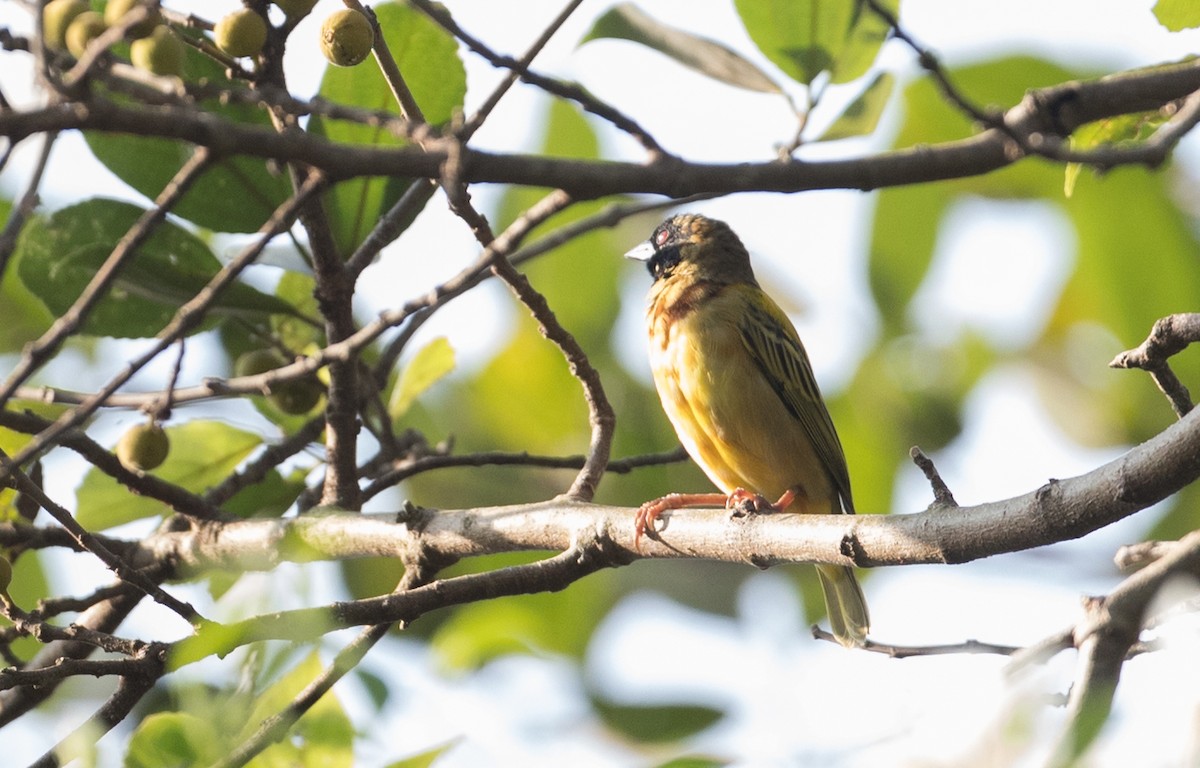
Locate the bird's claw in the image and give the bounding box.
[634,495,676,551]
[726,488,773,517]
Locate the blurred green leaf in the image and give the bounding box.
[734,0,893,85]
[817,71,894,141]
[580,3,781,94]
[309,1,465,256]
[14,199,297,338]
[84,29,290,233]
[652,758,730,768]
[125,712,225,768]
[430,552,612,669]
[77,421,262,529]
[0,401,69,524]
[868,57,1083,330]
[383,738,463,768]
[591,696,724,744]
[1153,0,1200,31]
[0,551,51,660]
[390,336,456,420]
[243,652,354,768]
[1064,111,1168,196]
[224,468,308,519]
[0,198,55,352]
[273,271,323,352]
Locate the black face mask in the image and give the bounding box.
[648,244,681,280]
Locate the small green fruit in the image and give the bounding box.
[103,0,161,40]
[235,350,323,414]
[270,378,324,415]
[214,8,268,58]
[117,422,170,472]
[43,0,89,52]
[234,349,285,378]
[319,9,372,67]
[65,11,107,58]
[130,24,184,76]
[274,0,319,19]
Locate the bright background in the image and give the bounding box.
[3,0,1200,765]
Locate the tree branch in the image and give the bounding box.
[4,58,1197,198]
[1110,312,1200,417]
[109,399,1200,576]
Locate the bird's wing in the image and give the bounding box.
[737,289,855,514]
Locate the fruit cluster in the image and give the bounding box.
[42,1,376,75]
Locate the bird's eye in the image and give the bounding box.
[655,229,670,247]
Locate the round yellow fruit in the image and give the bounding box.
[66,11,107,58]
[43,0,89,52]
[103,0,161,40]
[214,8,268,58]
[117,422,170,472]
[319,9,373,67]
[129,24,184,76]
[274,0,319,19]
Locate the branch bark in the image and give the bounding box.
[94,400,1200,577]
[3,58,1197,198]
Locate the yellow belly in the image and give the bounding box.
[647,288,836,515]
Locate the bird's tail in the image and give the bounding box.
[815,565,869,648]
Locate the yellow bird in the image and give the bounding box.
[626,213,869,648]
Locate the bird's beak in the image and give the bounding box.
[625,241,656,262]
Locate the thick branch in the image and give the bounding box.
[109,401,1200,575]
[3,58,1198,198]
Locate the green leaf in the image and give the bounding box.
[309,1,465,256]
[125,713,225,768]
[430,552,612,669]
[1153,0,1200,31]
[830,0,896,84]
[84,30,290,233]
[223,468,308,519]
[817,71,894,141]
[0,198,55,352]
[1064,111,1168,196]
[0,551,51,660]
[580,2,781,94]
[734,0,893,86]
[652,759,731,768]
[389,336,456,420]
[383,739,463,768]
[590,696,724,744]
[242,652,354,768]
[77,421,262,530]
[14,199,298,339]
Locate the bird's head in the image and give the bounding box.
[626,214,757,286]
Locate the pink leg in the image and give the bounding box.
[725,485,803,515]
[634,492,727,549]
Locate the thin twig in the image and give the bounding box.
[811,627,1021,658]
[460,0,585,139]
[0,173,327,479]
[0,147,214,413]
[409,0,665,154]
[0,454,205,625]
[910,446,958,507]
[0,129,55,275]
[1110,313,1200,418]
[362,446,689,501]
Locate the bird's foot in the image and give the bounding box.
[634,491,727,550]
[725,486,801,517]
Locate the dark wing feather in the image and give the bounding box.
[739,297,855,514]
